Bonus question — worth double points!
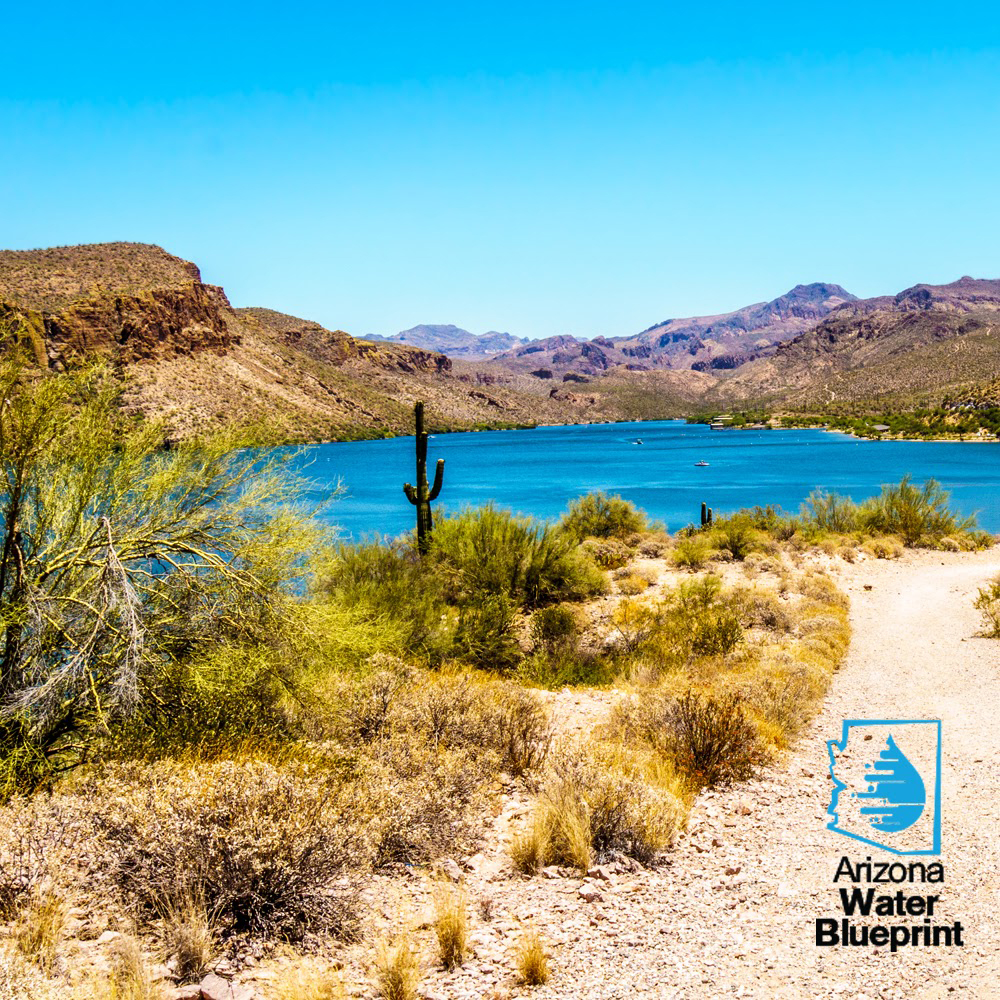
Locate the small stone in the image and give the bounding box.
[97,930,121,944]
[198,974,255,1000]
[578,887,604,903]
[438,858,464,882]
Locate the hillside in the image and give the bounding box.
[0,243,704,440]
[613,282,856,370]
[711,277,1000,409]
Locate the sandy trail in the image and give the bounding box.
[426,549,1000,1000]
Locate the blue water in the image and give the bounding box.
[294,420,1000,539]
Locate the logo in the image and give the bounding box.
[827,720,942,855]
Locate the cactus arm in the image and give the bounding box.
[428,459,445,501]
[403,482,418,504]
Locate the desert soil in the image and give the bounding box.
[355,548,1000,1000]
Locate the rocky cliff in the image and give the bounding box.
[0,243,238,368]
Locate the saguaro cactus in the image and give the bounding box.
[700,502,713,527]
[403,401,444,553]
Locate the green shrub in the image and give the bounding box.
[530,605,579,652]
[713,516,760,561]
[454,594,522,671]
[560,491,646,541]
[320,540,448,654]
[519,648,615,689]
[666,575,743,658]
[802,490,860,534]
[431,505,604,606]
[106,643,293,760]
[672,535,711,570]
[859,476,976,546]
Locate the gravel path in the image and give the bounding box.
[420,549,1000,1000]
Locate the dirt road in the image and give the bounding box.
[434,549,1000,1000]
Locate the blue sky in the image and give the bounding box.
[3,2,999,339]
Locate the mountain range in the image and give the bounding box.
[2,242,999,440]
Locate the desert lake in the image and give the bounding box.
[297,420,1000,539]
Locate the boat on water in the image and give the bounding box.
[694,460,709,466]
[633,438,643,444]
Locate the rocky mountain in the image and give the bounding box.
[371,324,526,358]
[0,243,703,440]
[612,283,857,371]
[711,277,1000,408]
[487,334,642,379]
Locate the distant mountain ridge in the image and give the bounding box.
[612,282,857,371]
[371,324,526,358]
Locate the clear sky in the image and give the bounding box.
[3,2,999,340]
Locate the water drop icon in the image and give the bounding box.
[856,735,926,832]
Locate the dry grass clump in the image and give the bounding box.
[101,935,163,1000]
[616,572,651,595]
[513,928,550,986]
[512,739,686,872]
[14,892,67,972]
[374,935,420,1000]
[160,891,214,981]
[861,535,904,559]
[433,887,468,970]
[270,961,347,1000]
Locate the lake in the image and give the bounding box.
[295,420,1000,539]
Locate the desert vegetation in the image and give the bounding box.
[974,575,1000,637]
[0,353,992,997]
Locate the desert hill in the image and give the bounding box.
[4,243,1000,436]
[711,277,1000,409]
[0,243,703,439]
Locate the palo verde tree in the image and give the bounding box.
[0,346,321,787]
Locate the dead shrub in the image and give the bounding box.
[580,537,634,570]
[88,760,365,940]
[658,691,769,788]
[361,736,497,868]
[0,801,73,919]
